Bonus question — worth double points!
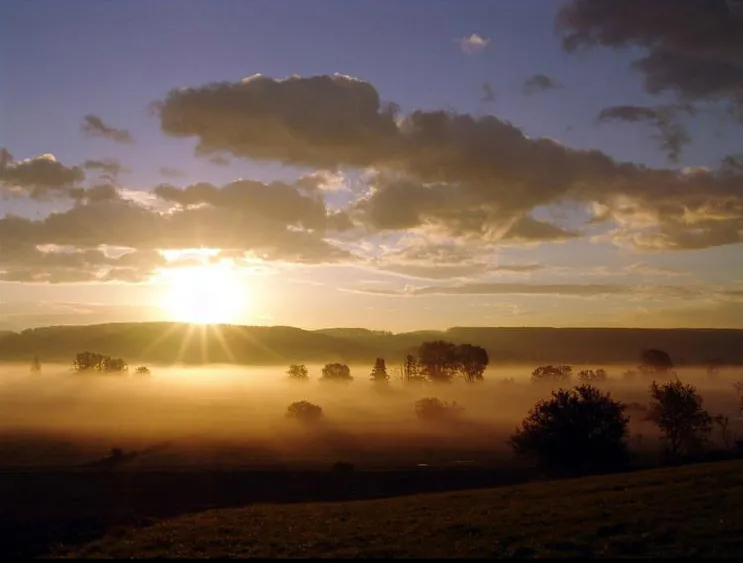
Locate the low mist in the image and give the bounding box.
[2,363,742,470]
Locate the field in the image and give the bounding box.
[58,459,743,558]
[2,362,743,557]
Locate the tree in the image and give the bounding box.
[648,380,712,458]
[287,364,309,382]
[74,351,104,372]
[286,401,323,423]
[414,397,464,422]
[30,355,41,374]
[103,357,128,373]
[531,364,572,384]
[457,344,489,382]
[577,368,607,382]
[509,384,629,475]
[639,349,674,377]
[402,354,425,383]
[135,366,151,376]
[418,340,460,383]
[370,358,389,383]
[320,363,352,382]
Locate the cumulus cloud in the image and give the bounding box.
[154,73,743,252]
[522,74,563,95]
[0,153,85,199]
[81,114,135,144]
[596,104,695,163]
[558,0,743,118]
[459,33,490,53]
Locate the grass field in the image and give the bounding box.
[60,459,743,558]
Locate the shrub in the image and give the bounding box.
[414,397,464,422]
[286,401,323,423]
[135,366,151,376]
[509,384,629,475]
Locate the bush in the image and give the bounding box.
[286,401,323,424]
[648,380,712,458]
[135,366,151,376]
[509,384,629,475]
[414,397,464,422]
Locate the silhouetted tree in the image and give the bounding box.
[457,343,489,382]
[320,363,352,382]
[287,364,309,382]
[531,364,572,384]
[370,358,389,383]
[414,397,464,422]
[74,351,104,372]
[714,415,733,451]
[509,384,629,475]
[135,366,151,376]
[639,349,674,377]
[418,340,459,383]
[402,354,425,383]
[648,380,712,458]
[30,355,41,374]
[286,401,323,423]
[577,368,607,382]
[103,357,128,373]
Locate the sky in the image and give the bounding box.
[1,0,743,332]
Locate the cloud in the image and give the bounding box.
[208,155,231,166]
[81,114,135,144]
[522,74,563,95]
[155,73,743,252]
[0,153,84,199]
[159,166,186,179]
[557,0,743,119]
[481,81,496,103]
[156,73,398,168]
[83,158,127,181]
[626,262,689,276]
[356,281,741,300]
[596,104,695,163]
[459,33,490,54]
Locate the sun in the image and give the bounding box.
[161,262,248,324]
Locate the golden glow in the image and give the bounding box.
[161,261,247,324]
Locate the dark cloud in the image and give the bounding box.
[157,73,398,168]
[596,104,695,163]
[0,154,85,199]
[151,73,743,251]
[0,243,165,284]
[83,159,127,182]
[208,155,231,166]
[159,166,186,179]
[81,114,135,144]
[481,81,496,103]
[522,74,563,95]
[558,0,743,118]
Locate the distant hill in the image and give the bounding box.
[0,323,742,366]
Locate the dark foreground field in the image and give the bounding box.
[28,459,743,558]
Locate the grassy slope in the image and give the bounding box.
[63,460,743,558]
